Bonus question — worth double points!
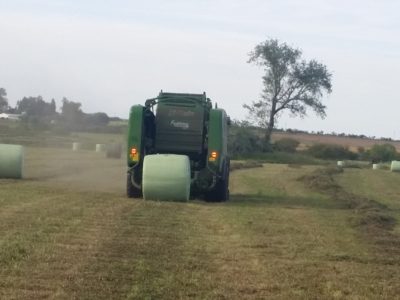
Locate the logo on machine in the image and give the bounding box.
[170,120,189,130]
[168,109,195,117]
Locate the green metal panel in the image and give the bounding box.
[127,105,144,166]
[207,109,228,173]
[155,101,205,153]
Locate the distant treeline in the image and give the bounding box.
[0,87,123,133]
[276,128,397,142]
[228,120,400,163]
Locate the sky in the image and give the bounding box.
[0,0,399,139]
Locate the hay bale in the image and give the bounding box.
[0,144,24,179]
[339,160,370,169]
[142,154,190,201]
[95,144,106,152]
[372,164,380,170]
[72,142,82,151]
[337,161,344,167]
[390,161,400,172]
[106,143,122,159]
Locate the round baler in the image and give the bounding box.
[126,91,230,202]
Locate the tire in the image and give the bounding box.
[206,160,230,202]
[127,172,142,198]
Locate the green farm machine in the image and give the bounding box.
[126,91,230,202]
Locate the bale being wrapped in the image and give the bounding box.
[142,154,190,201]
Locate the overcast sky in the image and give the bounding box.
[1,0,399,138]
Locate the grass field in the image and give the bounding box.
[1,146,400,299]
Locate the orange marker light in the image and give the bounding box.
[209,151,218,162]
[130,147,139,161]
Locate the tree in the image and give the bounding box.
[244,39,332,147]
[16,96,56,117]
[367,144,397,162]
[50,99,56,114]
[61,98,84,129]
[0,88,8,112]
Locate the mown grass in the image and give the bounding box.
[336,168,400,238]
[0,123,124,149]
[0,147,400,298]
[233,151,327,165]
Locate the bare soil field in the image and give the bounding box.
[1,146,400,299]
[273,131,400,151]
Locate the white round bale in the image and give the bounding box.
[95,144,106,152]
[337,161,344,167]
[142,154,190,201]
[391,161,400,172]
[72,142,82,151]
[372,164,380,170]
[0,144,24,179]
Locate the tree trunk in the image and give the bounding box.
[264,98,277,150]
[264,122,274,150]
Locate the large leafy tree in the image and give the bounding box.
[16,96,56,116]
[244,39,332,147]
[61,97,84,129]
[0,88,8,112]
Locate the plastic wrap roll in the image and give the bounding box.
[95,144,106,152]
[391,161,400,172]
[72,142,81,151]
[143,154,190,201]
[0,144,24,179]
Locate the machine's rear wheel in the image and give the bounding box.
[127,172,142,198]
[206,160,230,202]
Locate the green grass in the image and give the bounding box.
[233,151,328,165]
[336,168,400,237]
[0,128,124,149]
[0,146,400,298]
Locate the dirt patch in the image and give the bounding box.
[299,167,399,254]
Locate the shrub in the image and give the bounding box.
[306,143,358,160]
[228,127,264,156]
[273,138,299,153]
[367,143,398,162]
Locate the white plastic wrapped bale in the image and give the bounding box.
[143,154,191,201]
[0,144,24,179]
[337,161,344,167]
[372,164,380,170]
[391,161,400,172]
[72,142,81,151]
[95,144,106,152]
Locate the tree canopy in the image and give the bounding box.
[16,96,57,117]
[0,88,8,112]
[244,39,332,147]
